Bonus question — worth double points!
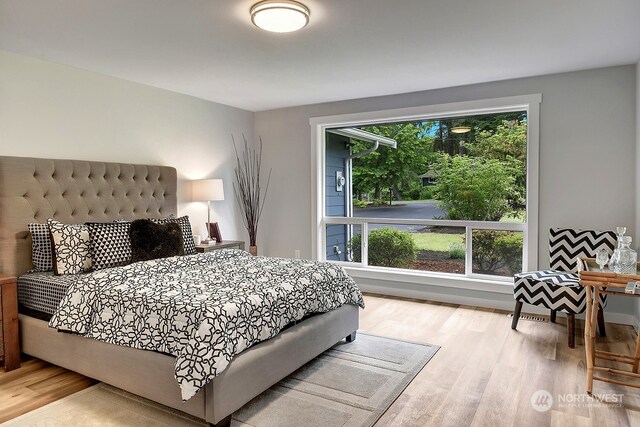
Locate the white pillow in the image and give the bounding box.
[47,219,92,275]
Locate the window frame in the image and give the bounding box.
[310,94,541,288]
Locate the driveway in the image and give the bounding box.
[352,201,445,232]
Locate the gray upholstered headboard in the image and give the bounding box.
[0,156,177,276]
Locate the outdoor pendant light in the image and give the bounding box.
[250,0,310,33]
[450,126,472,134]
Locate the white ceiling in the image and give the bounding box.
[1,0,639,112]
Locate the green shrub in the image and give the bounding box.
[352,198,367,208]
[402,186,421,201]
[448,242,465,259]
[350,228,416,268]
[471,230,523,275]
[419,186,435,200]
[431,154,515,221]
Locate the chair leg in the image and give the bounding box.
[550,310,557,323]
[567,314,576,348]
[597,308,606,337]
[512,301,523,329]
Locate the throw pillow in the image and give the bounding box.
[129,219,185,262]
[28,222,53,271]
[154,215,197,255]
[86,221,132,270]
[47,219,92,275]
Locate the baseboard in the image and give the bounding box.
[358,282,637,326]
[359,282,513,311]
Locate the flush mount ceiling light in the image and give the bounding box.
[450,126,472,134]
[250,0,310,33]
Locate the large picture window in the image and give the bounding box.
[312,95,541,285]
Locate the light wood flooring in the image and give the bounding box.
[1,294,640,426]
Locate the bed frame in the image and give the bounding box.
[0,156,359,426]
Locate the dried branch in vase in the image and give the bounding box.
[233,135,271,248]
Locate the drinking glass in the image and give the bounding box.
[595,248,609,271]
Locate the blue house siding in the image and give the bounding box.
[325,133,350,261]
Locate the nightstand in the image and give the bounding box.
[196,240,246,253]
[0,275,20,371]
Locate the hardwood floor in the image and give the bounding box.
[1,294,639,426]
[0,357,96,423]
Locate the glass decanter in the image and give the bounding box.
[616,236,637,275]
[609,226,627,273]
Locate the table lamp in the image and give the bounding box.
[192,179,225,243]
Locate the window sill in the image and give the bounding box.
[344,265,514,294]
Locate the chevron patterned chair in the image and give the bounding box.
[511,228,616,348]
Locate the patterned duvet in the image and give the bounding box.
[49,249,364,400]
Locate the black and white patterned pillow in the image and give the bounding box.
[154,216,197,255]
[87,222,132,270]
[28,222,53,271]
[47,219,92,275]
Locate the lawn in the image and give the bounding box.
[411,231,463,252]
[499,211,526,223]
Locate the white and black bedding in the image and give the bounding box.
[18,272,78,315]
[48,249,364,401]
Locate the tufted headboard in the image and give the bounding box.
[0,156,177,276]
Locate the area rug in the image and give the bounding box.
[4,333,439,427]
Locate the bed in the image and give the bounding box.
[0,155,360,426]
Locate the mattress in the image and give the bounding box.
[17,272,79,315]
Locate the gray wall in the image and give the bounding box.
[255,65,637,318]
[0,49,254,242]
[636,59,640,325]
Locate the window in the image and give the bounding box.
[311,95,541,286]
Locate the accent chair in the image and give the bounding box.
[512,228,616,348]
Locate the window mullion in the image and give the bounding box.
[465,226,473,276]
[361,222,369,267]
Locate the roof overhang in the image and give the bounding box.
[327,128,397,149]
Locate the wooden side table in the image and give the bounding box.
[196,240,245,253]
[0,275,20,371]
[579,258,640,393]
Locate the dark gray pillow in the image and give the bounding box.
[129,219,185,262]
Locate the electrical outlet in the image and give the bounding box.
[294,249,301,259]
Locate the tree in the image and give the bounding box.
[431,153,515,221]
[464,120,527,212]
[351,123,435,202]
[431,112,525,156]
[348,113,527,209]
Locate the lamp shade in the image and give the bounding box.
[192,179,225,202]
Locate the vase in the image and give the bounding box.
[249,245,257,256]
